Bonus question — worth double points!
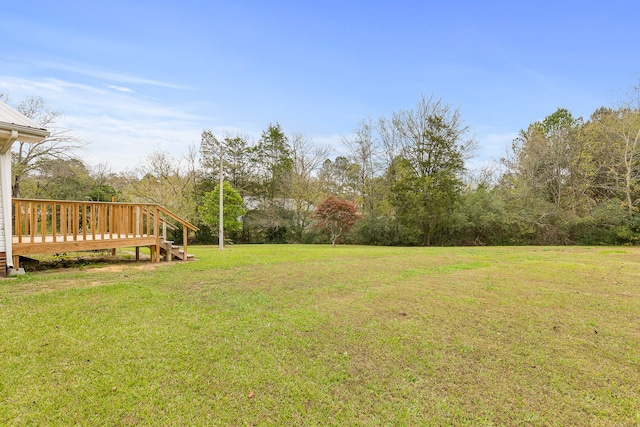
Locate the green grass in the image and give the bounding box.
[1,245,639,426]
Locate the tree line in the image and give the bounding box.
[4,87,640,246]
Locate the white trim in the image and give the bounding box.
[0,153,12,268]
[0,126,49,149]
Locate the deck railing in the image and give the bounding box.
[12,198,198,263]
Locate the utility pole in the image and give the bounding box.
[219,140,224,251]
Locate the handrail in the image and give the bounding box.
[13,198,156,207]
[162,220,178,231]
[154,205,199,232]
[14,198,199,232]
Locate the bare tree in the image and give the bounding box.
[623,78,640,110]
[377,115,402,169]
[123,149,198,221]
[291,133,330,179]
[289,133,331,241]
[343,118,382,214]
[592,108,640,212]
[6,95,86,197]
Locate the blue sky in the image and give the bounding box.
[1,0,639,171]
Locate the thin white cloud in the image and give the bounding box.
[0,73,339,173]
[0,75,205,120]
[67,113,204,170]
[0,74,206,170]
[0,76,106,95]
[38,61,190,90]
[106,84,133,93]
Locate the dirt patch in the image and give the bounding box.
[95,263,167,272]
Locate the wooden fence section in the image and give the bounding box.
[12,198,198,266]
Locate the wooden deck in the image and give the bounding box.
[12,198,198,266]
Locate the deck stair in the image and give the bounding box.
[160,239,195,261]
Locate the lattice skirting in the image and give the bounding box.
[0,252,6,277]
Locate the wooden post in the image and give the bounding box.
[15,201,22,244]
[29,202,36,243]
[81,204,87,241]
[91,204,96,241]
[135,206,141,237]
[183,225,188,261]
[73,205,79,241]
[154,206,160,262]
[61,204,67,242]
[111,197,117,255]
[40,202,46,239]
[52,203,57,242]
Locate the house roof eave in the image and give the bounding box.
[0,122,50,144]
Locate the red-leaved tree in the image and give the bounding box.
[314,195,361,246]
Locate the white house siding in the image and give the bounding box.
[0,192,4,252]
[0,152,11,267]
[0,152,5,254]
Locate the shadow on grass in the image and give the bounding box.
[19,250,152,272]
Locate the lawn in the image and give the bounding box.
[1,245,639,426]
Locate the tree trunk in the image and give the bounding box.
[12,176,20,198]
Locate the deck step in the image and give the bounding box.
[159,239,195,261]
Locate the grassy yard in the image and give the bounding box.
[1,245,639,426]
